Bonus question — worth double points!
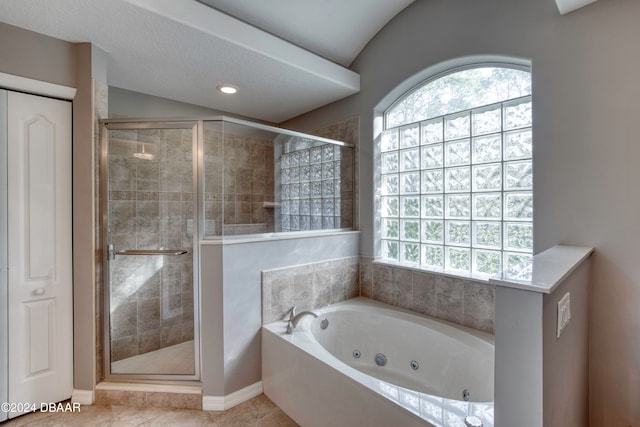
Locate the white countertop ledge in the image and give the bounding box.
[200,230,359,245]
[489,245,594,294]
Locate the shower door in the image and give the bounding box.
[103,121,199,380]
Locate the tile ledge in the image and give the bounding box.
[372,259,493,284]
[489,245,594,294]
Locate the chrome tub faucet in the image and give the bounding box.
[285,305,318,333]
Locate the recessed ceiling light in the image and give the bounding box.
[217,84,238,94]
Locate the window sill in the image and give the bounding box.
[371,259,493,284]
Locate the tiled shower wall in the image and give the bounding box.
[108,128,195,362]
[360,256,495,333]
[203,125,275,236]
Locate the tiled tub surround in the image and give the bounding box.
[263,255,494,334]
[203,123,275,236]
[261,256,359,324]
[360,256,495,334]
[108,128,195,363]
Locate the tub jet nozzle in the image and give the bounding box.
[375,353,387,366]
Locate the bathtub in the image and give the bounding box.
[262,297,494,427]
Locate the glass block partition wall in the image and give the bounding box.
[380,96,533,276]
[280,141,346,231]
[202,118,354,237]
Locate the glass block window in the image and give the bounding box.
[281,143,342,231]
[380,66,532,276]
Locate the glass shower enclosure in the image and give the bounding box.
[202,119,355,238]
[102,121,199,380]
[101,116,354,381]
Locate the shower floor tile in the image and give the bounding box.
[2,394,298,426]
[111,340,195,375]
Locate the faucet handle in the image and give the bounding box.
[283,305,297,321]
[284,306,297,334]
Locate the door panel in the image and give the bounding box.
[25,116,55,279]
[105,125,198,379]
[7,91,72,418]
[25,299,55,373]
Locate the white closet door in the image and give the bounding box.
[7,91,72,418]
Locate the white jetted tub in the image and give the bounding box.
[262,297,494,427]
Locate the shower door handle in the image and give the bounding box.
[114,249,189,256]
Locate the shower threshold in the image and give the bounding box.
[112,340,195,375]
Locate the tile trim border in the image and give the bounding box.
[202,381,263,411]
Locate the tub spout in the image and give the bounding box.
[286,310,318,334]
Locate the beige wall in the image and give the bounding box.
[0,22,75,87]
[543,260,590,426]
[282,0,640,424]
[0,22,99,394]
[72,43,98,393]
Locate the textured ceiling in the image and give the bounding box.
[0,0,413,123]
[197,0,415,67]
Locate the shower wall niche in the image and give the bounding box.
[202,119,354,238]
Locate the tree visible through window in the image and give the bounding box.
[379,66,532,276]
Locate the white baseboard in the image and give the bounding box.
[71,389,94,405]
[202,381,263,411]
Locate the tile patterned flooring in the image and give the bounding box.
[2,394,298,426]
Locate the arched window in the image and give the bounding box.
[379,65,532,277]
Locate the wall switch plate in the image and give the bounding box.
[557,292,571,338]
